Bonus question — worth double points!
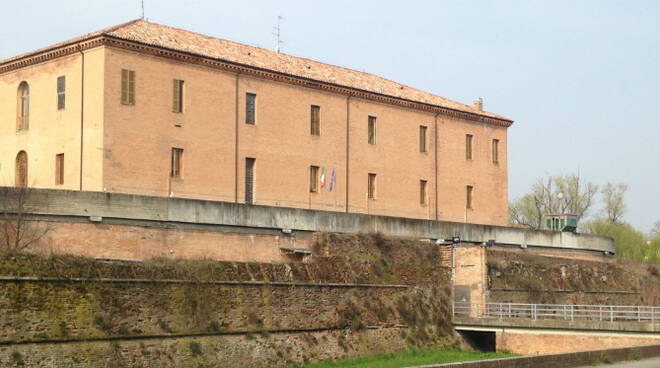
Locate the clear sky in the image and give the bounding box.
[2,1,658,231]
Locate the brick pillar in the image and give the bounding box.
[453,244,487,317]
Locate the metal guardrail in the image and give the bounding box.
[453,302,660,322]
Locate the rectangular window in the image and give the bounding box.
[57,76,66,110]
[368,116,377,145]
[172,79,184,113]
[310,165,319,192]
[466,134,473,160]
[420,180,427,205]
[419,125,427,152]
[368,173,377,199]
[466,185,473,209]
[171,148,183,179]
[246,93,256,124]
[492,139,499,164]
[121,69,136,105]
[55,153,64,185]
[245,157,256,204]
[310,105,320,136]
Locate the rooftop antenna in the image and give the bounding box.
[141,0,145,20]
[273,15,284,53]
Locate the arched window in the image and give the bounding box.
[17,82,29,131]
[15,151,28,187]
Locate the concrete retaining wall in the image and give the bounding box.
[0,188,615,254]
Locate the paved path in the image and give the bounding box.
[578,356,660,367]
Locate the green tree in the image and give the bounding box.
[587,219,659,263]
[601,183,628,223]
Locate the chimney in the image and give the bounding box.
[473,97,483,111]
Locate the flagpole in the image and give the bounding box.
[322,166,326,211]
[334,183,337,211]
[428,190,431,220]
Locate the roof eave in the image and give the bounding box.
[0,33,513,127]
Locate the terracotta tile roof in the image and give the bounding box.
[2,19,511,122]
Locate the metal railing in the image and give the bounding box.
[453,302,660,322]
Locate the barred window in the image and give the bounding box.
[419,125,427,152]
[466,185,473,209]
[246,93,256,124]
[172,79,184,113]
[368,116,377,145]
[492,139,499,164]
[368,173,377,199]
[310,105,320,135]
[466,134,473,160]
[310,166,319,192]
[420,180,427,205]
[171,148,183,179]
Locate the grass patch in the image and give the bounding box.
[293,347,516,368]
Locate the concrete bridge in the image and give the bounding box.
[452,302,660,355]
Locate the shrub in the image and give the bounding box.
[189,340,202,357]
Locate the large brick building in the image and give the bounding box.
[0,20,513,226]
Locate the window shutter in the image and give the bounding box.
[56,154,64,185]
[121,69,128,104]
[173,79,180,112]
[128,70,135,105]
[57,76,66,110]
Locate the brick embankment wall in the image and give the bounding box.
[487,249,660,305]
[0,233,456,367]
[0,278,453,367]
[1,327,416,368]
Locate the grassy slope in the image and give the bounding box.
[295,348,516,368]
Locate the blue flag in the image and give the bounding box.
[329,167,336,192]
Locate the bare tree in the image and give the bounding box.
[0,186,52,252]
[651,221,660,239]
[509,193,543,229]
[601,183,628,224]
[510,173,599,230]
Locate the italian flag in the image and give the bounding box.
[320,167,326,188]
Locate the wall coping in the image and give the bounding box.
[0,187,615,254]
[454,316,660,333]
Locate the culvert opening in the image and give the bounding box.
[458,330,496,352]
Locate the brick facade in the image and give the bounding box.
[0,20,511,226]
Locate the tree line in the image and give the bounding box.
[510,173,660,263]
